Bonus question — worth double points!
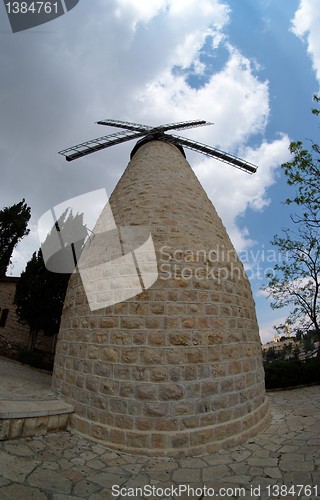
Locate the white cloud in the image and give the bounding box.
[194,134,291,251]
[129,35,293,253]
[114,0,167,26]
[1,0,292,276]
[291,0,320,83]
[111,0,230,71]
[259,314,288,344]
[137,46,270,149]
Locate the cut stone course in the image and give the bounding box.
[52,139,270,456]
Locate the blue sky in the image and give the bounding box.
[1,0,319,343]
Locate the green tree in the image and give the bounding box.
[303,331,315,358]
[282,94,320,226]
[0,199,31,276]
[264,225,320,340]
[14,249,70,351]
[14,208,86,352]
[263,95,320,353]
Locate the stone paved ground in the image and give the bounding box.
[0,357,56,401]
[0,385,320,499]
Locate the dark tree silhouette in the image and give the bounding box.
[0,199,31,276]
[14,208,87,352]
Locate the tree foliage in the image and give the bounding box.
[282,95,320,226]
[14,249,70,351]
[0,199,31,276]
[265,225,320,336]
[14,208,86,352]
[262,95,320,350]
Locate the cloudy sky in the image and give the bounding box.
[1,0,319,343]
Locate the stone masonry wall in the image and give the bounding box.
[52,140,270,456]
[0,278,54,358]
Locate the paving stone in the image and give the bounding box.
[202,464,230,481]
[121,473,151,489]
[0,483,48,499]
[247,456,279,467]
[42,460,60,470]
[3,442,34,456]
[0,450,39,482]
[70,457,86,467]
[229,462,250,475]
[264,442,282,452]
[145,459,178,472]
[283,470,313,485]
[220,474,252,486]
[86,470,131,489]
[86,459,105,470]
[230,449,252,462]
[28,439,47,452]
[264,467,283,480]
[72,479,102,496]
[79,451,96,461]
[89,490,117,500]
[27,469,72,494]
[52,495,83,500]
[202,453,233,465]
[278,444,300,453]
[178,457,208,469]
[172,467,202,483]
[63,469,83,482]
[279,459,314,472]
[249,466,264,476]
[148,469,173,482]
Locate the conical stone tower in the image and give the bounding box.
[52,139,270,457]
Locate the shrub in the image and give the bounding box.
[17,349,45,369]
[264,358,320,390]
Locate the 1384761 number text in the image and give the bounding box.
[5,2,59,14]
[266,484,318,497]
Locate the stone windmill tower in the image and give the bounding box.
[51,119,270,456]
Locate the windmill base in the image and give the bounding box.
[67,399,270,457]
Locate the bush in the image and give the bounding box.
[17,349,46,370]
[264,358,320,390]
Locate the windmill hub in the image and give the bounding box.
[130,134,186,159]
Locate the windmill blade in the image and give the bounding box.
[96,119,213,134]
[59,118,256,173]
[60,120,215,162]
[96,119,152,132]
[59,129,148,162]
[166,134,257,174]
[154,120,213,133]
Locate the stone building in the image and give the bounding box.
[52,139,270,456]
[0,277,28,357]
[0,276,54,358]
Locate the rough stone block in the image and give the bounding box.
[0,420,10,440]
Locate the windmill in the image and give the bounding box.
[52,118,270,457]
[59,119,257,174]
